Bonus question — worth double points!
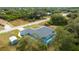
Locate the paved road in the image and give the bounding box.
[0,18,50,34]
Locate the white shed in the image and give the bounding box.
[9,36,18,45]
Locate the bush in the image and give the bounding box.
[53,27,76,51]
[65,18,79,38]
[48,14,68,26]
[16,36,48,51]
[67,13,78,19]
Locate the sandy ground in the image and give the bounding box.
[0,19,8,25]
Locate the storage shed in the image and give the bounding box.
[9,36,18,45]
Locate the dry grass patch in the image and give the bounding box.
[0,30,19,51]
[24,24,41,29]
[0,25,4,30]
[10,19,29,26]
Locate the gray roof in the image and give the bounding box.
[20,29,33,36]
[30,26,53,38]
[20,26,54,38]
[20,26,55,44]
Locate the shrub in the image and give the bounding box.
[48,14,68,26]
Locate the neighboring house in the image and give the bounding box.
[9,36,18,45]
[62,13,70,16]
[20,26,56,44]
[46,12,52,16]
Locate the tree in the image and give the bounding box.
[53,27,76,51]
[65,18,79,38]
[67,13,78,19]
[16,38,26,51]
[16,36,48,51]
[48,14,68,26]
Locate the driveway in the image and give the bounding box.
[0,18,50,34]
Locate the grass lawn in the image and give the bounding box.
[10,19,29,26]
[0,25,4,30]
[24,24,41,29]
[0,30,19,51]
[24,21,48,29]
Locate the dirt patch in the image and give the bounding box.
[10,19,29,26]
[0,19,8,25]
[48,25,57,30]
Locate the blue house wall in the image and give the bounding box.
[42,32,56,44]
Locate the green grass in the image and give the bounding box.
[24,24,41,29]
[0,25,4,30]
[24,21,47,29]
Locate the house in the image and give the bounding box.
[46,12,52,16]
[62,13,70,16]
[9,36,18,45]
[20,26,56,44]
